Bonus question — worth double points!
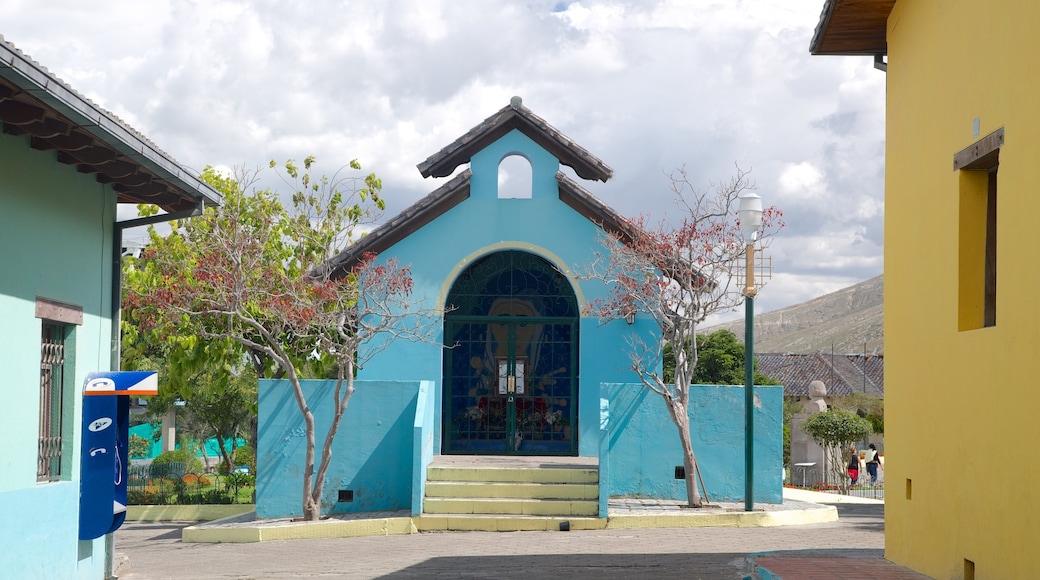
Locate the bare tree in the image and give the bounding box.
[583,166,782,507]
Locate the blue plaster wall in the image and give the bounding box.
[411,380,436,516]
[0,131,113,578]
[355,129,649,457]
[256,379,423,519]
[600,383,784,504]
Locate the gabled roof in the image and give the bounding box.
[417,97,613,183]
[323,170,633,279]
[556,171,636,240]
[809,0,895,56]
[323,170,473,278]
[0,36,221,213]
[756,352,884,398]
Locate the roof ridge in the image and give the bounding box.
[417,97,613,182]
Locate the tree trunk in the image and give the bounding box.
[284,369,320,521]
[669,399,703,508]
[309,367,356,521]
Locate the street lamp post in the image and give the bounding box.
[738,192,763,512]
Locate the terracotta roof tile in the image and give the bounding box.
[756,352,883,397]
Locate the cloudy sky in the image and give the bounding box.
[2,0,886,323]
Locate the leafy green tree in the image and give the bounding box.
[663,330,777,386]
[124,179,262,474]
[831,392,884,435]
[127,157,437,520]
[801,408,873,494]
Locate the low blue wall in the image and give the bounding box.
[600,383,783,508]
[256,379,422,519]
[411,380,436,516]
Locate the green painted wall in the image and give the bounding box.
[0,131,116,578]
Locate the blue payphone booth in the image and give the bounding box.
[79,371,157,541]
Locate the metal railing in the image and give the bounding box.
[127,462,254,505]
[785,465,885,501]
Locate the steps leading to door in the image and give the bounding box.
[417,463,605,531]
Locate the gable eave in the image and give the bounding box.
[323,169,472,279]
[556,171,636,241]
[418,100,613,183]
[0,36,221,213]
[809,0,894,56]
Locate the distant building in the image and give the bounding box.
[0,37,220,578]
[813,1,1039,578]
[756,352,883,398]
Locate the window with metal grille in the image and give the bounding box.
[38,323,67,482]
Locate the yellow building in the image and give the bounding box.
[812,1,1040,578]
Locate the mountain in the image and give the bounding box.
[701,275,883,355]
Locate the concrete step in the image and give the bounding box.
[424,497,599,517]
[414,514,607,532]
[426,465,598,484]
[422,463,601,524]
[425,481,599,500]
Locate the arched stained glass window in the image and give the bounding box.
[446,251,577,319]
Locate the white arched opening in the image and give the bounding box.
[497,154,533,199]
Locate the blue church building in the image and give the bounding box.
[256,98,783,522]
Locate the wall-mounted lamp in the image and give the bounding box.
[624,311,635,325]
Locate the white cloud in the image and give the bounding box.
[1,0,887,317]
[778,161,826,201]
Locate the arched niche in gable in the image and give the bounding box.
[497,154,533,199]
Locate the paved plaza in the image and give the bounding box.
[113,491,927,579]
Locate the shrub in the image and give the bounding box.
[128,434,151,459]
[801,409,873,494]
[219,445,256,475]
[183,473,212,486]
[152,448,203,475]
[234,445,255,471]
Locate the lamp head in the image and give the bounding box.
[738,192,764,243]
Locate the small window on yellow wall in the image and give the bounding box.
[498,154,532,199]
[955,128,1002,331]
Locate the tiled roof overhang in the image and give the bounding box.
[809,0,894,56]
[417,100,613,183]
[0,36,221,213]
[323,170,473,279]
[323,170,634,279]
[556,171,637,242]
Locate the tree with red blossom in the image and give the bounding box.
[584,166,783,507]
[126,157,437,520]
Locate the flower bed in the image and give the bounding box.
[128,464,254,505]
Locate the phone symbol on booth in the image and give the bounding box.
[89,448,107,457]
[88,417,113,432]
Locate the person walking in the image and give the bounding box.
[865,443,880,485]
[847,449,860,487]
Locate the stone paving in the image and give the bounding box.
[113,489,929,579]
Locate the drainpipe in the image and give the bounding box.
[110,198,205,369]
[105,198,204,580]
